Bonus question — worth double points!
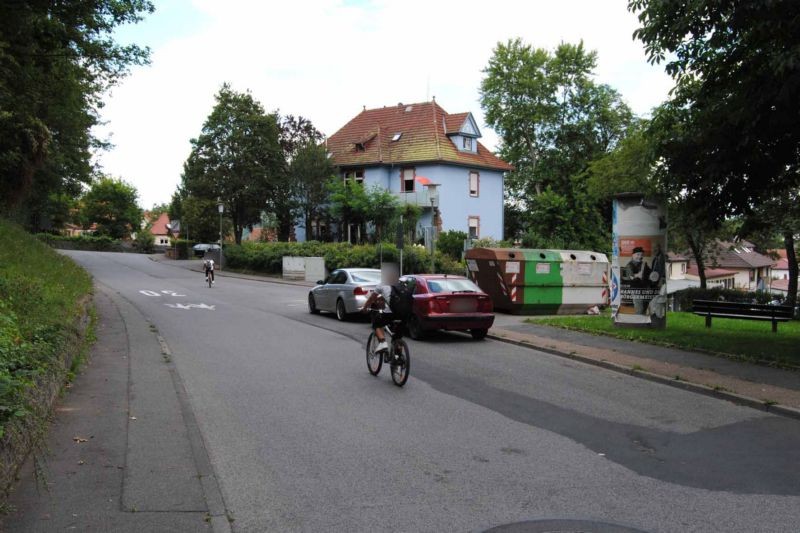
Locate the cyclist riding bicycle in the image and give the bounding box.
[203,258,215,284]
[361,277,415,354]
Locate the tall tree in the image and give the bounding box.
[290,141,334,241]
[81,177,141,239]
[629,0,800,217]
[272,115,325,240]
[480,39,633,250]
[0,0,153,224]
[181,84,284,244]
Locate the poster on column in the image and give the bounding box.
[611,194,667,328]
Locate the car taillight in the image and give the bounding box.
[478,296,493,312]
[353,286,368,296]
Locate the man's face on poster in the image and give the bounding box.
[631,251,643,263]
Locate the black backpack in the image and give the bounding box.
[389,280,414,319]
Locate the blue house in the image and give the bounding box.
[296,100,513,242]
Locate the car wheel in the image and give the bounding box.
[470,328,488,340]
[408,314,425,340]
[308,293,320,314]
[336,298,348,321]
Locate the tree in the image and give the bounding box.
[181,84,284,244]
[0,0,153,224]
[291,141,335,241]
[480,39,634,250]
[327,178,368,243]
[629,0,800,216]
[273,115,326,240]
[363,185,399,243]
[81,177,141,239]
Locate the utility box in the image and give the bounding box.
[464,248,609,314]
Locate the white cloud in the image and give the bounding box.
[94,0,674,208]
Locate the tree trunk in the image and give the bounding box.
[687,232,707,289]
[784,231,798,309]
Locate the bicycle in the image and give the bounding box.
[366,314,410,387]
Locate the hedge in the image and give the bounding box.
[223,241,465,275]
[671,286,777,311]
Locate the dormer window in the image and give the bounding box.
[463,137,473,150]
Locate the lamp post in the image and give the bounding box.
[217,198,224,271]
[426,184,440,273]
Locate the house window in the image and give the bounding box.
[344,169,364,185]
[468,216,480,239]
[680,263,687,274]
[469,171,479,197]
[463,137,473,150]
[401,168,415,192]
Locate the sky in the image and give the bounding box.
[93,0,675,209]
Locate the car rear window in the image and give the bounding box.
[351,270,381,283]
[426,278,481,294]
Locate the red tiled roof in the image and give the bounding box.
[444,112,470,134]
[150,212,171,236]
[326,101,513,172]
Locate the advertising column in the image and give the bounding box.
[611,194,667,328]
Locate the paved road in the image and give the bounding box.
[38,252,800,531]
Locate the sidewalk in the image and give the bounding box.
[154,255,800,419]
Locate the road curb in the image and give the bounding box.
[148,256,315,288]
[487,332,800,422]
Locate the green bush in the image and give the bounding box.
[672,286,775,311]
[172,239,196,259]
[35,233,120,251]
[0,220,93,436]
[437,230,468,260]
[224,241,464,275]
[133,228,155,253]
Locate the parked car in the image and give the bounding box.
[400,274,494,340]
[308,268,382,321]
[192,243,220,257]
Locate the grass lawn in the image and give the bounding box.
[528,311,800,368]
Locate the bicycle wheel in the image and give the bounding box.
[366,333,382,376]
[207,274,212,288]
[390,340,410,387]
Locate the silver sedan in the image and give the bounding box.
[308,268,382,321]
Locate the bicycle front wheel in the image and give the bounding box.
[366,333,382,376]
[390,340,410,387]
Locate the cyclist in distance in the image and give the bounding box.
[203,258,215,284]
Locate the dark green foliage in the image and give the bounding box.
[480,38,634,250]
[133,228,155,253]
[35,233,118,251]
[629,0,800,216]
[181,84,284,245]
[437,230,468,260]
[81,177,141,239]
[0,0,153,225]
[672,287,778,312]
[0,219,92,436]
[223,241,463,275]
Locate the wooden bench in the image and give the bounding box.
[692,300,794,333]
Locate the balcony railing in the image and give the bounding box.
[394,189,432,207]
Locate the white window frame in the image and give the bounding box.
[468,216,480,239]
[343,169,365,185]
[463,137,473,151]
[469,171,479,197]
[401,167,415,192]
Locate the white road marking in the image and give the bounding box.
[164,303,216,311]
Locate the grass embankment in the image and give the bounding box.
[528,311,800,367]
[0,220,93,437]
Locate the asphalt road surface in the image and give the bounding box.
[63,251,800,533]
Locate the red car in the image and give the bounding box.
[400,274,494,340]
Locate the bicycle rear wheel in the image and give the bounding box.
[390,339,410,387]
[208,274,212,288]
[366,333,382,376]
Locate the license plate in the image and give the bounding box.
[450,299,477,312]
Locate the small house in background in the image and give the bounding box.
[145,212,172,247]
[684,265,737,289]
[317,99,513,243]
[770,249,790,280]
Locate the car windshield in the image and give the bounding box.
[426,278,481,294]
[350,270,382,283]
